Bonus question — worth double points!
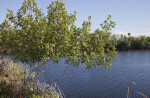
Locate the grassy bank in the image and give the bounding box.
[0,55,60,98]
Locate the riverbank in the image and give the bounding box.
[0,56,60,98]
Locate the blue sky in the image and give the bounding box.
[0,0,150,36]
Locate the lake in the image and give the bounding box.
[40,50,150,98]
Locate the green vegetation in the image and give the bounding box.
[0,0,117,97]
[0,0,116,68]
[110,34,150,50]
[0,56,59,97]
[0,0,149,97]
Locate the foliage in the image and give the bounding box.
[0,56,59,97]
[0,81,11,97]
[0,58,21,97]
[0,0,117,69]
[110,34,150,50]
[1,0,150,97]
[0,0,117,97]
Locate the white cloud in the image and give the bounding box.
[113,30,128,35]
[142,32,150,36]
[112,30,150,36]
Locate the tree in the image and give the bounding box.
[128,32,131,36]
[0,0,117,94]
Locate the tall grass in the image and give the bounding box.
[0,55,61,98]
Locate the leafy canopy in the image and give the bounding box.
[0,0,117,69]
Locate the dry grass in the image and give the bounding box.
[0,56,61,98]
[0,56,23,97]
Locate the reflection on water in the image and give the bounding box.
[41,50,150,98]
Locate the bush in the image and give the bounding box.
[0,56,59,98]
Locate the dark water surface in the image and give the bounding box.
[41,50,150,98]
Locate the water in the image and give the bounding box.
[40,50,150,98]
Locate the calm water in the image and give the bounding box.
[40,50,150,98]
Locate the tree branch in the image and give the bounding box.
[46,62,73,90]
[25,59,49,85]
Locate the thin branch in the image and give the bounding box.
[47,62,73,90]
[25,59,49,84]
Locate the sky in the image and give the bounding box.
[0,0,150,36]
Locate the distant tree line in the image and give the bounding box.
[109,33,150,50]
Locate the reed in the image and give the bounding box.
[127,84,147,98]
